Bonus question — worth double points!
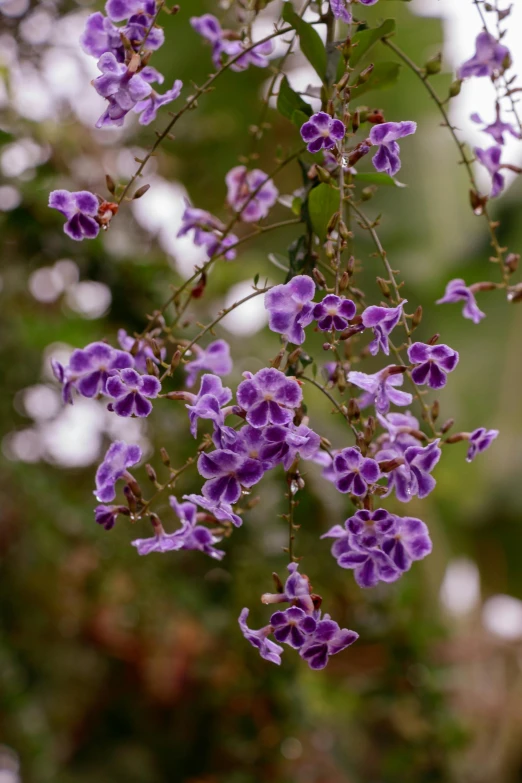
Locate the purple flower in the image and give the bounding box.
[52,342,134,404]
[106,368,161,417]
[348,367,412,415]
[332,447,380,496]
[261,562,314,613]
[361,301,405,355]
[264,275,316,345]
[117,329,165,373]
[458,32,510,79]
[436,278,486,324]
[377,440,441,502]
[134,79,183,125]
[197,449,264,505]
[131,497,225,559]
[369,121,417,176]
[225,166,279,223]
[407,342,459,390]
[184,340,232,388]
[238,608,284,665]
[177,203,238,261]
[322,508,400,587]
[377,411,421,451]
[183,493,243,528]
[236,368,302,428]
[80,12,120,59]
[382,516,432,572]
[270,607,316,649]
[471,110,521,146]
[313,294,356,332]
[475,145,505,198]
[190,15,241,69]
[191,14,272,72]
[105,0,156,23]
[93,53,152,129]
[95,504,128,530]
[258,423,321,470]
[185,374,233,438]
[466,427,499,462]
[232,40,273,72]
[94,441,141,503]
[300,112,346,154]
[299,617,358,670]
[48,190,100,241]
[330,0,352,23]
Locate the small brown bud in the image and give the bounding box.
[352,110,360,133]
[470,188,488,216]
[287,346,302,365]
[431,400,440,421]
[325,240,336,259]
[361,186,375,201]
[312,267,327,288]
[339,270,350,291]
[145,464,157,483]
[105,174,116,195]
[412,305,423,329]
[441,418,454,434]
[132,183,150,200]
[170,350,181,371]
[376,277,391,298]
[146,356,159,376]
[505,253,520,274]
[272,572,284,593]
[379,457,405,472]
[191,272,207,299]
[348,398,360,421]
[338,221,352,241]
[341,36,352,62]
[427,333,440,345]
[326,211,340,233]
[445,433,468,444]
[160,447,170,466]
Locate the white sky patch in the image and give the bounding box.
[440,557,481,616]
[221,279,269,336]
[483,594,522,640]
[412,0,522,193]
[131,176,208,276]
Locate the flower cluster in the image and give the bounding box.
[44,0,509,675]
[82,0,182,129]
[239,563,358,669]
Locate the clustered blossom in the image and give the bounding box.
[49,190,101,241]
[46,0,508,675]
[177,203,238,261]
[322,510,432,588]
[191,14,273,72]
[436,279,486,324]
[131,496,225,559]
[184,340,232,388]
[225,167,279,223]
[239,563,358,669]
[407,342,459,390]
[369,121,417,176]
[80,0,183,130]
[300,112,346,154]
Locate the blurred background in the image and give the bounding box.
[1,0,522,781]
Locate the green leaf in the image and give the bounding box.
[291,109,311,130]
[277,76,312,122]
[353,172,407,188]
[282,3,327,81]
[350,19,396,67]
[353,61,401,97]
[308,183,339,242]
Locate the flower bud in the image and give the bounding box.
[348,397,360,421]
[427,333,440,345]
[145,464,157,483]
[146,357,159,376]
[361,187,375,201]
[441,418,454,434]
[357,64,374,85]
[431,400,439,421]
[160,447,170,466]
[338,221,352,241]
[448,79,462,98]
[445,433,468,444]
[352,110,360,133]
[133,184,150,200]
[377,277,391,298]
[170,350,181,371]
[312,267,327,288]
[105,174,116,195]
[425,52,442,75]
[339,270,350,291]
[411,305,423,329]
[470,189,488,216]
[505,253,520,274]
[316,166,333,184]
